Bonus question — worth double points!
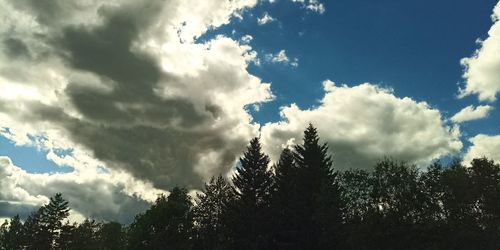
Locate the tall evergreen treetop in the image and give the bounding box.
[232,137,274,249]
[294,124,334,180]
[43,193,70,230]
[233,137,273,206]
[292,124,344,249]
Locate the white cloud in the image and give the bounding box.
[258,12,276,25]
[0,0,276,220]
[292,0,325,14]
[463,134,500,165]
[261,80,462,170]
[265,50,299,67]
[0,156,164,222]
[241,34,253,44]
[451,105,493,123]
[459,2,500,101]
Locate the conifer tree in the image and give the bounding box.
[24,208,49,250]
[270,148,299,248]
[0,215,24,250]
[193,175,235,249]
[232,137,274,249]
[293,124,343,249]
[22,194,70,250]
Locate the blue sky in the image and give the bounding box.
[4,0,497,173]
[0,0,499,221]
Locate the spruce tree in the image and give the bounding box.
[270,148,299,248]
[232,137,274,249]
[293,124,343,249]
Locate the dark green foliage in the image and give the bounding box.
[232,137,274,249]
[98,222,126,250]
[270,147,299,248]
[291,124,344,249]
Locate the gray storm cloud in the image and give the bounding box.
[0,0,269,191]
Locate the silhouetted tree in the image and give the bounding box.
[57,222,77,250]
[24,208,50,250]
[270,147,299,249]
[440,160,483,249]
[23,193,70,250]
[468,157,500,248]
[232,137,274,249]
[128,187,193,250]
[367,159,429,249]
[72,219,101,249]
[192,175,235,249]
[0,215,24,250]
[292,124,344,249]
[340,169,372,249]
[98,222,126,250]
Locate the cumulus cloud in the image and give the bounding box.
[459,2,500,101]
[0,156,157,223]
[463,134,500,165]
[265,50,299,67]
[0,0,281,221]
[261,80,462,170]
[258,12,276,25]
[451,105,493,123]
[0,0,275,192]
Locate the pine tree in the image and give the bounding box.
[293,124,344,249]
[232,137,274,249]
[193,175,235,249]
[43,193,70,249]
[23,193,70,250]
[24,208,51,250]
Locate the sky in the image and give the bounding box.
[0,0,499,223]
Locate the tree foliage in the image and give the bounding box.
[1,125,500,250]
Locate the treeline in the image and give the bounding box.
[2,124,500,249]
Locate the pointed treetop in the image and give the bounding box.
[303,123,320,148]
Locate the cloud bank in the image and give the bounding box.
[0,0,275,220]
[261,80,462,170]
[0,0,273,191]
